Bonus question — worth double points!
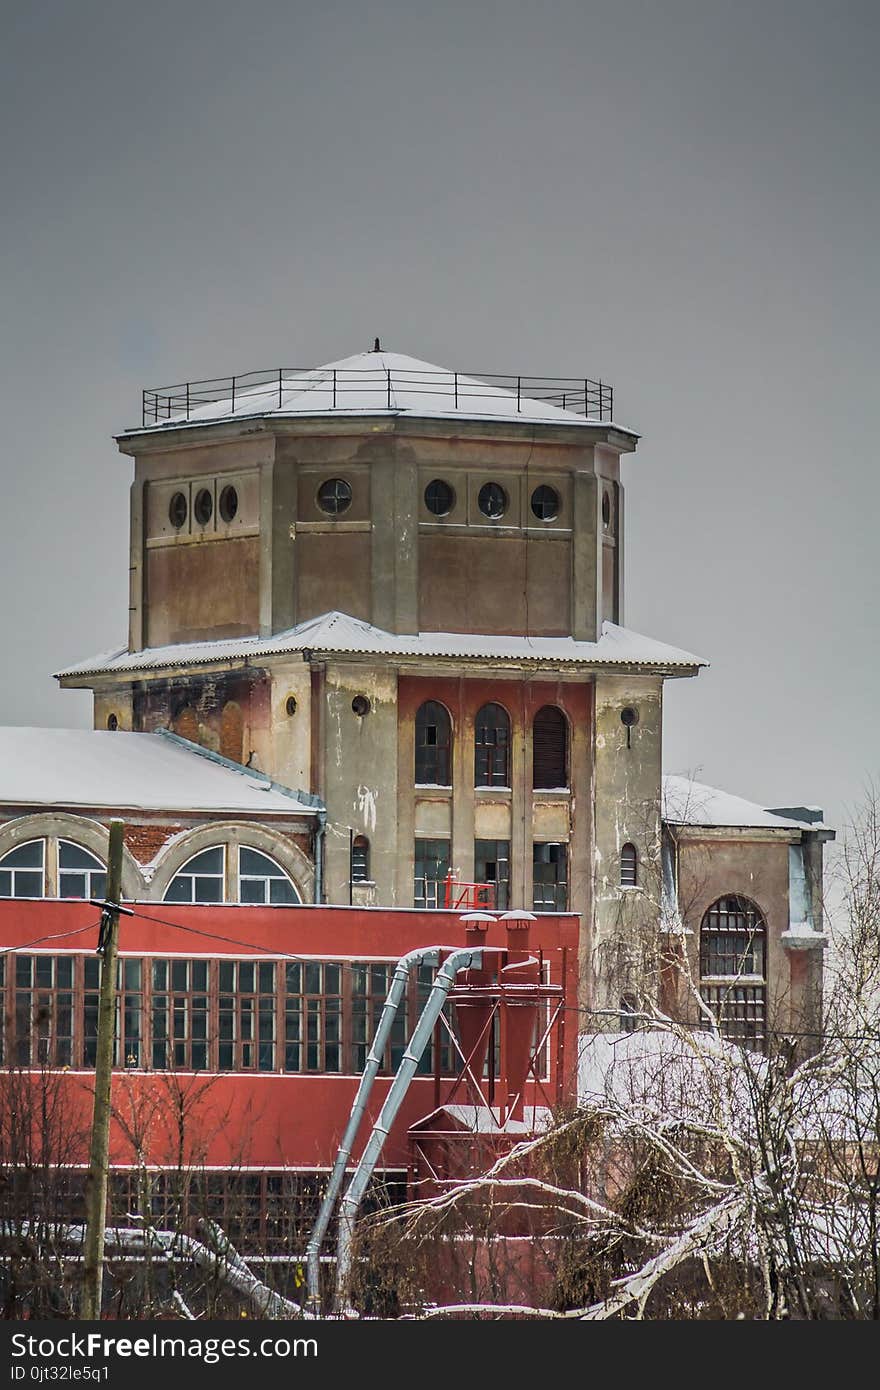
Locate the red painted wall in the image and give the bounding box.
[0,900,578,1172]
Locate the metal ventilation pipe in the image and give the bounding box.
[305,946,440,1306]
[334,945,481,1313]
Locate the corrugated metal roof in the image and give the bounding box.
[57,611,707,680]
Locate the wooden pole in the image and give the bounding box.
[81,818,124,1319]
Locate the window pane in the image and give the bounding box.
[59,842,104,870]
[0,842,44,869]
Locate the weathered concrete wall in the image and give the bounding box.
[315,661,400,906]
[121,417,633,647]
[674,832,819,1039]
[591,673,664,1013]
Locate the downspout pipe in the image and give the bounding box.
[305,945,440,1306]
[334,945,481,1313]
[313,808,327,906]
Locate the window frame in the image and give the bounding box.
[699,895,768,1050]
[414,700,453,787]
[474,702,511,788]
[0,839,46,900]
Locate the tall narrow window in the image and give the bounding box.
[151,959,209,1069]
[14,955,74,1066]
[164,847,225,903]
[533,706,568,789]
[699,896,767,1050]
[474,703,511,787]
[620,843,638,887]
[58,842,107,900]
[283,962,342,1073]
[0,840,45,898]
[218,961,276,1071]
[414,839,451,909]
[415,701,452,785]
[351,835,370,882]
[238,848,300,904]
[533,842,568,912]
[474,839,510,910]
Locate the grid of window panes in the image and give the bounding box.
[351,963,407,1072]
[413,838,451,908]
[701,984,767,1048]
[238,848,299,904]
[474,704,510,787]
[532,843,568,911]
[14,955,74,1066]
[164,847,225,903]
[474,839,509,910]
[219,960,276,1070]
[83,957,142,1067]
[1,954,504,1076]
[699,897,766,978]
[283,962,342,1072]
[58,841,107,900]
[414,701,452,785]
[0,841,45,898]
[152,959,209,1068]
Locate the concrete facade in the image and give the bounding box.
[50,348,830,1039]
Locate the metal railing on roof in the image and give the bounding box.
[140,365,614,427]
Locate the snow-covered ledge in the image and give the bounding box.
[781,925,828,950]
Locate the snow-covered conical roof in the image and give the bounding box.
[132,348,629,434]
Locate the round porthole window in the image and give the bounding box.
[351,695,371,717]
[219,485,238,523]
[168,492,188,529]
[107,713,119,731]
[318,478,353,515]
[530,485,559,521]
[285,696,297,717]
[620,707,639,729]
[194,488,213,526]
[478,481,508,519]
[424,479,455,516]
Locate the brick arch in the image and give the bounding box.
[0,812,144,900]
[147,821,314,903]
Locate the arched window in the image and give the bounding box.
[474,703,510,787]
[59,841,107,900]
[620,843,638,887]
[351,835,370,883]
[0,840,45,898]
[415,701,452,786]
[164,847,225,903]
[238,847,300,904]
[699,896,767,1049]
[532,706,568,789]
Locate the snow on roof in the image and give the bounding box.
[662,775,826,831]
[414,1104,553,1135]
[578,1030,877,1144]
[129,350,633,435]
[57,611,707,681]
[0,727,317,816]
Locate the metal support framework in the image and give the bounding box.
[333,946,480,1312]
[304,946,441,1306]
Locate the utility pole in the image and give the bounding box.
[81,819,125,1319]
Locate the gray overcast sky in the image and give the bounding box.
[1,0,877,834]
